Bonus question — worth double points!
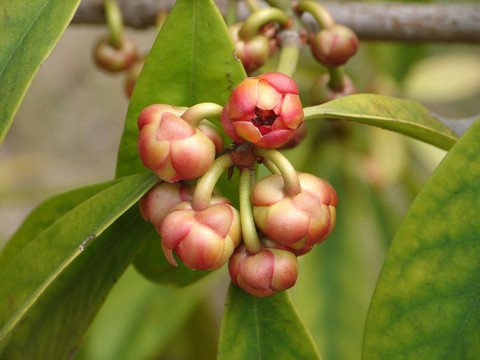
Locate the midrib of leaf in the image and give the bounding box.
[189,0,198,106]
[0,2,47,77]
[253,301,263,360]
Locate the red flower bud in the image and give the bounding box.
[137,105,217,182]
[309,73,357,106]
[221,72,304,148]
[139,182,194,229]
[93,35,138,72]
[229,239,299,297]
[229,23,272,73]
[310,24,359,67]
[252,172,337,253]
[160,197,242,270]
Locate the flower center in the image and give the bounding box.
[252,107,279,127]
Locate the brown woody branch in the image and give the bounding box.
[72,0,480,43]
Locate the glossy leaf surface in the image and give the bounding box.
[303,94,458,151]
[0,0,81,145]
[0,172,158,349]
[218,284,322,360]
[0,208,152,360]
[0,181,113,270]
[363,118,480,359]
[115,0,246,177]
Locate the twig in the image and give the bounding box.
[72,0,480,43]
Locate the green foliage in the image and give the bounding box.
[0,172,157,357]
[363,117,480,359]
[304,94,458,151]
[0,0,81,145]
[218,284,322,360]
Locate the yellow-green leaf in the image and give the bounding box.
[304,94,458,151]
[363,118,480,359]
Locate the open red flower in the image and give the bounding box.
[221,72,304,148]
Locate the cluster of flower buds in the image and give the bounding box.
[137,72,337,297]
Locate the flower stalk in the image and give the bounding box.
[239,167,262,254]
[191,153,234,211]
[252,146,301,196]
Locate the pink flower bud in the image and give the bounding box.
[310,24,359,67]
[309,73,357,106]
[229,23,272,73]
[252,172,337,253]
[137,105,216,182]
[93,35,138,73]
[137,104,187,130]
[139,182,194,229]
[221,72,304,148]
[160,197,242,270]
[228,239,299,297]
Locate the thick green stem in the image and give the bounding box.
[239,7,290,41]
[328,66,345,92]
[192,154,234,211]
[181,102,224,127]
[239,168,262,254]
[105,0,123,48]
[276,30,302,77]
[295,0,336,29]
[253,147,301,196]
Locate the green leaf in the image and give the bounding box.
[217,283,322,360]
[303,94,458,151]
[0,181,114,271]
[0,208,152,360]
[115,0,246,178]
[0,0,81,145]
[362,118,480,359]
[0,172,158,349]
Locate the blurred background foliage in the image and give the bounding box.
[1,0,479,359]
